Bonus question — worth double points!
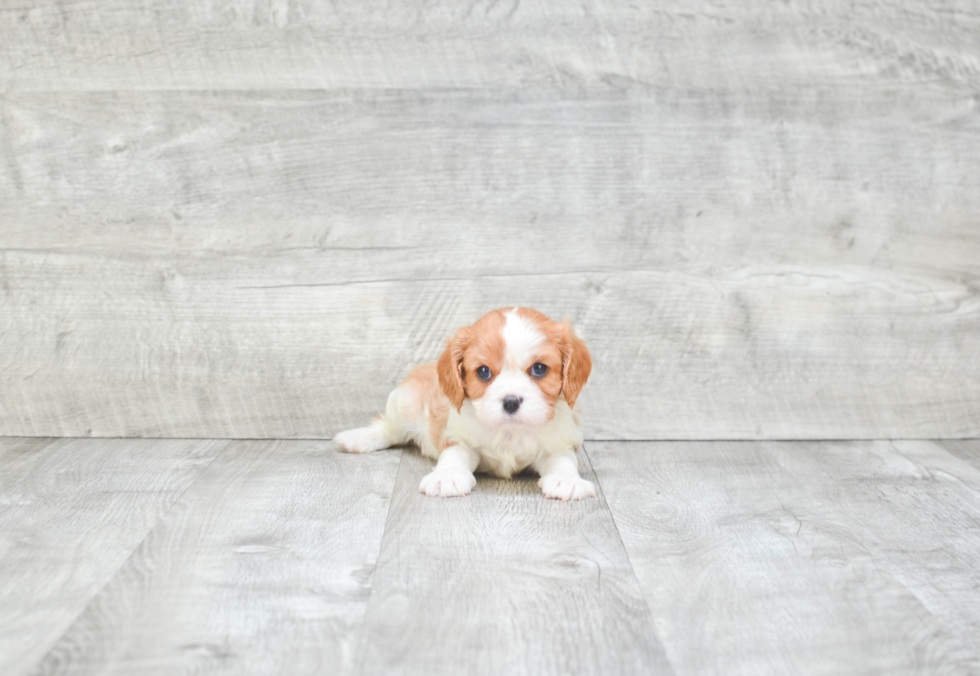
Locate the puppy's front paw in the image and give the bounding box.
[419,467,477,498]
[334,426,388,454]
[538,473,596,501]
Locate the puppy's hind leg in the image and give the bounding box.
[335,388,412,454]
[334,419,394,454]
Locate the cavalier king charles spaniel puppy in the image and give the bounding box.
[335,307,594,500]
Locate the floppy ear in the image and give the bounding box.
[559,320,592,409]
[437,334,467,412]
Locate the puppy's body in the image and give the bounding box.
[336,307,594,500]
[450,398,583,479]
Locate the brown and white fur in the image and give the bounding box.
[335,307,595,500]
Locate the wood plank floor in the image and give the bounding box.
[0,438,226,676]
[3,437,980,675]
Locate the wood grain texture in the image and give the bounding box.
[28,440,401,676]
[590,440,980,675]
[7,438,980,675]
[765,440,980,661]
[936,439,980,471]
[355,446,671,676]
[2,86,978,439]
[0,437,224,676]
[2,1,979,91]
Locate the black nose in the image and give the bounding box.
[502,395,522,415]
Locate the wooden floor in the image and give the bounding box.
[3,437,980,675]
[3,2,979,673]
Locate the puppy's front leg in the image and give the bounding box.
[535,450,596,501]
[419,445,480,498]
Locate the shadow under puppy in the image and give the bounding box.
[336,307,594,500]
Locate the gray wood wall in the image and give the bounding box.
[1,1,978,439]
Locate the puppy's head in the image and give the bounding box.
[437,307,592,427]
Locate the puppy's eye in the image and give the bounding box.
[476,366,492,381]
[530,363,548,378]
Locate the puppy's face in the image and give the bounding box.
[437,307,592,427]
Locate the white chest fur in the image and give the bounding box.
[446,399,584,478]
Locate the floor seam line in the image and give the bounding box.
[580,442,679,676]
[22,437,234,674]
[348,446,406,676]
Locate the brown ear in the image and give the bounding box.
[437,335,466,412]
[559,320,592,409]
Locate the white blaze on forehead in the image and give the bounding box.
[502,308,545,371]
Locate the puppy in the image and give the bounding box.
[335,307,595,500]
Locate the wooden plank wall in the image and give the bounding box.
[1,1,978,439]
